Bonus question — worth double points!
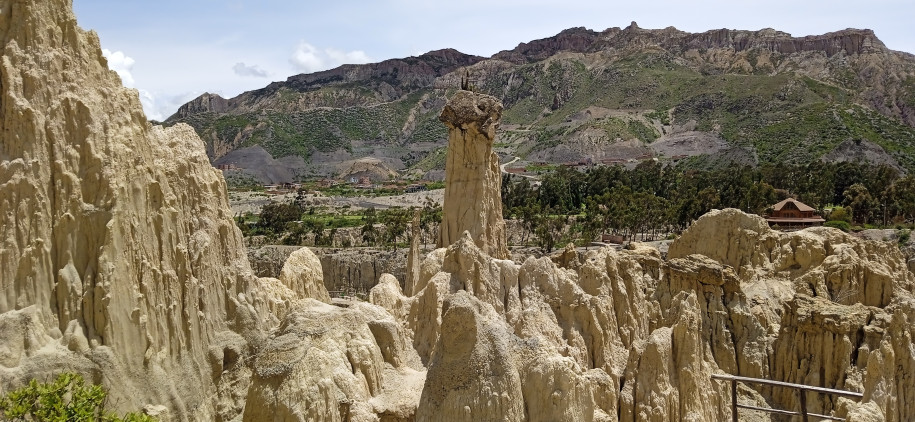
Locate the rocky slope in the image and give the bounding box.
[351,210,914,421]
[167,23,915,183]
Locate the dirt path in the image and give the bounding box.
[500,156,538,180]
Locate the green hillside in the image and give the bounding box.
[165,27,915,180]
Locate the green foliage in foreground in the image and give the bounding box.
[0,373,156,422]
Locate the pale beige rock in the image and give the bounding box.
[442,232,520,316]
[405,208,915,421]
[278,247,331,302]
[3,4,913,418]
[669,209,913,307]
[0,0,284,418]
[417,292,524,422]
[408,271,457,364]
[243,300,384,422]
[369,274,406,317]
[415,248,447,295]
[243,299,423,422]
[406,210,422,296]
[437,91,509,259]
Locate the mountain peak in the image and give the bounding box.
[167,92,228,121]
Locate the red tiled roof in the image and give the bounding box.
[765,217,825,223]
[771,198,815,212]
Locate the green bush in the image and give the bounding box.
[827,206,852,223]
[899,229,911,245]
[0,373,156,422]
[824,220,851,232]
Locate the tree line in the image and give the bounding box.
[239,194,442,250]
[237,161,914,252]
[502,161,915,251]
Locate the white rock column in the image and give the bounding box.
[437,90,509,259]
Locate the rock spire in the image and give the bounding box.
[437,90,509,259]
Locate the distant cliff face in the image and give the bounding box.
[492,24,887,63]
[169,48,484,120]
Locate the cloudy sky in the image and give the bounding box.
[72,0,915,121]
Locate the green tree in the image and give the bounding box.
[258,201,304,235]
[533,208,567,252]
[888,176,915,224]
[828,206,853,223]
[361,207,379,246]
[379,207,412,250]
[419,197,442,246]
[843,183,875,224]
[744,182,777,215]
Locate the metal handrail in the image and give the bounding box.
[711,374,864,422]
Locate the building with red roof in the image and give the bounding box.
[765,198,825,230]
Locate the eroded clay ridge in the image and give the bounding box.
[0,0,324,419]
[251,208,915,421]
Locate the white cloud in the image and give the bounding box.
[290,42,325,73]
[102,49,136,87]
[289,41,372,73]
[135,89,203,122]
[325,48,371,64]
[232,62,270,78]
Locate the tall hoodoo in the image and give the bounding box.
[437,90,509,259]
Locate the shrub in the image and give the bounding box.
[824,220,851,232]
[0,373,156,422]
[258,201,305,234]
[827,206,852,223]
[899,229,911,245]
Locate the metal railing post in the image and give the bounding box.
[799,388,809,422]
[731,378,738,422]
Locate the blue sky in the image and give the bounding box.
[72,0,915,121]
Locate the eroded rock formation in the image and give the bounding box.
[0,0,302,418]
[364,209,915,421]
[3,1,914,421]
[437,91,509,259]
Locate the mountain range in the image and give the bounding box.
[163,22,915,185]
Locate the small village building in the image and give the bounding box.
[765,198,825,230]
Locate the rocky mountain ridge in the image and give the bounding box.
[165,22,915,184]
[492,24,889,63]
[169,48,484,120]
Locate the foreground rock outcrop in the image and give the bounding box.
[0,0,303,418]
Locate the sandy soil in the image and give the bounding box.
[331,189,444,210]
